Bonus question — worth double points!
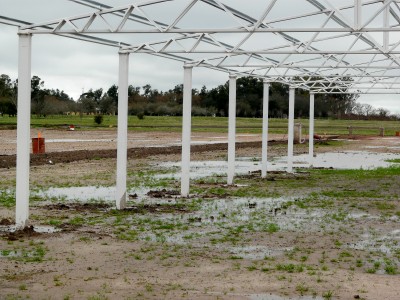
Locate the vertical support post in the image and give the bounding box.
[287,87,295,173]
[383,0,390,52]
[15,34,32,229]
[116,52,129,209]
[309,93,315,167]
[354,0,362,30]
[227,74,237,185]
[261,81,270,178]
[181,65,193,197]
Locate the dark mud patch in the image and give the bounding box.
[147,189,180,198]
[0,218,13,226]
[241,170,310,180]
[44,202,112,212]
[4,226,41,241]
[122,203,190,214]
[0,140,287,169]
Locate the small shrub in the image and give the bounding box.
[94,115,103,125]
[137,112,145,120]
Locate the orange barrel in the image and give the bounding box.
[32,137,45,154]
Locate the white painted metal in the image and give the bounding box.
[287,88,295,173]
[355,0,362,30]
[116,52,129,209]
[227,74,237,185]
[181,65,193,197]
[15,34,32,228]
[11,0,400,94]
[309,93,315,167]
[261,81,270,178]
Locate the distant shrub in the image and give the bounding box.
[94,115,103,125]
[137,112,145,120]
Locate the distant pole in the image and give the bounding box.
[181,65,193,197]
[287,87,295,173]
[261,81,270,178]
[309,93,315,166]
[116,52,129,209]
[227,74,237,185]
[15,33,32,229]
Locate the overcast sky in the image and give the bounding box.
[1,0,399,113]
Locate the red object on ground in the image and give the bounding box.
[32,138,45,154]
[313,134,321,140]
[69,125,75,131]
[396,131,400,137]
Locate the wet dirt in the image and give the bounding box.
[1,131,400,299]
[0,140,289,169]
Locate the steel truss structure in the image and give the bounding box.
[13,0,400,94]
[2,0,400,227]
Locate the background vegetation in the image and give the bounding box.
[1,74,398,121]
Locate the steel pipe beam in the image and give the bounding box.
[261,81,270,178]
[15,34,32,229]
[116,52,130,210]
[227,74,237,185]
[309,93,315,167]
[181,65,193,197]
[287,88,295,173]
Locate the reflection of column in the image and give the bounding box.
[16,34,32,229]
[287,87,295,173]
[227,74,237,185]
[309,93,315,166]
[261,81,270,178]
[116,52,129,209]
[181,66,193,197]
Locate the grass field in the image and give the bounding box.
[0,115,399,135]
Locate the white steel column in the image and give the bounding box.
[15,34,32,228]
[309,93,315,167]
[227,74,237,185]
[261,81,270,178]
[116,52,129,209]
[181,65,193,197]
[287,87,295,173]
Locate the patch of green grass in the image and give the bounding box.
[69,216,86,226]
[322,290,334,300]
[276,263,304,273]
[385,159,400,163]
[260,223,280,233]
[0,190,15,207]
[374,201,396,210]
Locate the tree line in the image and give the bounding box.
[0,73,398,120]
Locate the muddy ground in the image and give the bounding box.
[0,129,399,300]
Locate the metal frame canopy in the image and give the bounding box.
[4,0,400,227]
[15,0,400,94]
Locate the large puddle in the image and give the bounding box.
[33,186,147,202]
[158,151,400,179]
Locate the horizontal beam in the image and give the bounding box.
[21,27,400,34]
[120,49,400,55]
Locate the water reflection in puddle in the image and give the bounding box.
[34,186,116,202]
[34,186,146,202]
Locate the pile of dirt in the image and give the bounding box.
[147,189,180,198]
[0,140,289,169]
[5,226,41,241]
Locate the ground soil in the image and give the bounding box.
[0,129,399,300]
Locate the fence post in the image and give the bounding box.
[379,127,385,137]
[348,126,353,135]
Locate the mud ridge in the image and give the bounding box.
[0,140,286,169]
